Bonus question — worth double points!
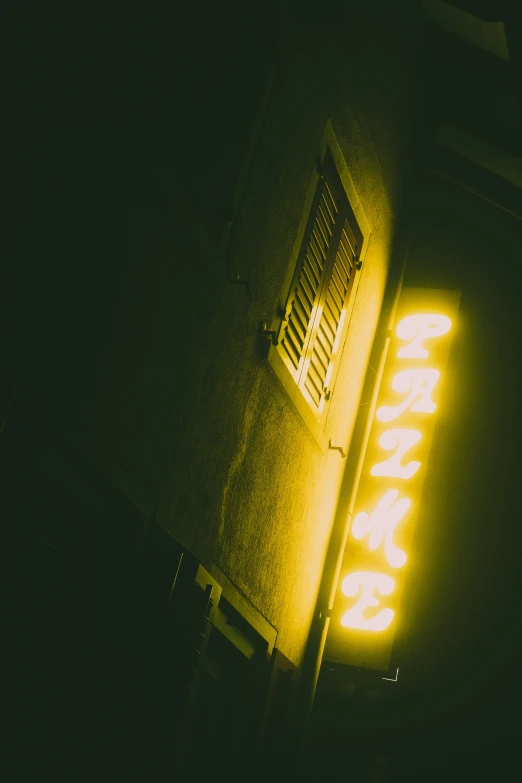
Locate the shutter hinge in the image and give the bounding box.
[328,440,346,459]
[323,387,332,401]
[355,257,363,271]
[318,606,332,622]
[229,273,251,294]
[261,322,279,346]
[258,322,279,359]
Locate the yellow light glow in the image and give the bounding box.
[341,571,395,631]
[376,368,440,422]
[352,490,410,568]
[396,314,451,359]
[331,292,459,666]
[371,429,422,479]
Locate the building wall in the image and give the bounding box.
[1,1,421,669]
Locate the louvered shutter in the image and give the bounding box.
[301,211,361,414]
[277,150,363,416]
[277,167,341,381]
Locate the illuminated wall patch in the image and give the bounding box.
[324,288,460,672]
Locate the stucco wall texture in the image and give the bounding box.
[2,3,421,667]
[157,11,420,665]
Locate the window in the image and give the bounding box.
[178,563,277,772]
[267,145,365,447]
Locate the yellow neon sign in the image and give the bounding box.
[345,310,451,629]
[370,428,422,480]
[376,368,440,422]
[324,288,460,671]
[351,489,410,569]
[341,572,396,631]
[396,313,451,359]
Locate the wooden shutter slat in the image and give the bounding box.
[321,190,337,225]
[321,315,337,348]
[328,285,345,318]
[299,269,316,312]
[316,325,333,354]
[315,217,330,249]
[288,306,307,347]
[320,202,335,233]
[311,340,329,376]
[317,205,331,234]
[277,171,338,377]
[293,288,311,324]
[304,364,324,406]
[295,289,313,323]
[342,220,358,253]
[324,181,338,215]
[308,238,325,277]
[319,309,336,346]
[281,331,302,369]
[340,237,356,264]
[277,154,360,398]
[302,211,360,412]
[327,277,344,314]
[304,253,321,291]
[337,235,354,272]
[287,319,306,353]
[287,320,305,351]
[311,226,328,260]
[333,247,351,283]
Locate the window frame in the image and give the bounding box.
[267,125,370,453]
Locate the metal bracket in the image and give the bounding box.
[261,322,279,346]
[318,607,332,622]
[355,258,363,271]
[230,274,251,294]
[328,440,346,459]
[382,667,399,683]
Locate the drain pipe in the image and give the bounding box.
[298,241,409,736]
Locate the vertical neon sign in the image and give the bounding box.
[324,288,460,672]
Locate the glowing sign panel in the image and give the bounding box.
[352,489,410,569]
[370,429,422,480]
[376,368,440,422]
[324,288,460,672]
[341,572,396,631]
[396,313,451,359]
